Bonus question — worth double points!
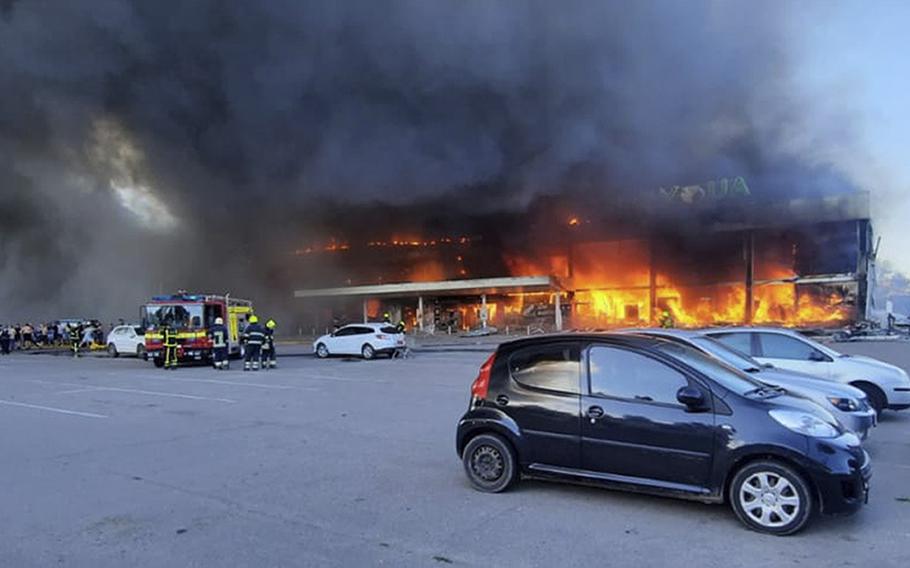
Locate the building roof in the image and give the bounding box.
[294,275,561,299]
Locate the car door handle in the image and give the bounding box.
[587,405,604,419]
[496,395,510,406]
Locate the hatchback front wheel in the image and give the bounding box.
[730,460,813,535]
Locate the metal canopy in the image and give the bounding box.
[294,275,560,299]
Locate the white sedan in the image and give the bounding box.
[705,327,910,414]
[106,325,147,358]
[314,323,405,359]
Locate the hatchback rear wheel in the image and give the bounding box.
[462,433,517,493]
[730,460,813,535]
[361,344,375,360]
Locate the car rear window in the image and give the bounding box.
[380,326,400,334]
[508,343,581,394]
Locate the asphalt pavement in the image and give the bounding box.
[0,342,908,567]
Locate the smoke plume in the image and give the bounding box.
[0,0,860,322]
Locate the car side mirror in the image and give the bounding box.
[677,385,707,410]
[808,351,829,362]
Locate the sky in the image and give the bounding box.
[797,1,910,272]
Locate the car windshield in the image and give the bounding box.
[142,304,204,329]
[655,341,766,395]
[689,336,763,371]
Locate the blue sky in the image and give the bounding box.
[797,1,910,272]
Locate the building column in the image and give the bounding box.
[481,294,488,329]
[744,232,754,324]
[417,296,424,332]
[649,239,657,325]
[555,293,563,331]
[362,298,369,324]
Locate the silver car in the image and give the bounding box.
[625,329,877,439]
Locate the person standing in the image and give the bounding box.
[262,318,277,369]
[208,317,229,370]
[0,326,10,355]
[69,323,82,358]
[162,322,179,370]
[242,315,265,371]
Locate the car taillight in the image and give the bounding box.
[471,353,496,403]
[376,334,389,340]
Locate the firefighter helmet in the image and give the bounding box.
[266,319,276,329]
[249,315,259,324]
[215,317,224,325]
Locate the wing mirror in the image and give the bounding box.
[808,351,829,362]
[677,386,707,411]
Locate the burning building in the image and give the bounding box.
[293,186,874,334]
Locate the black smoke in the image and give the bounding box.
[0,0,858,322]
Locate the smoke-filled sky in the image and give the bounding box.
[0,0,906,322]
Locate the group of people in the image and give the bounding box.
[0,321,106,355]
[239,315,278,372]
[156,314,277,371]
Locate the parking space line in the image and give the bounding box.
[135,375,309,390]
[56,388,105,395]
[26,379,238,403]
[0,399,108,419]
[90,386,238,403]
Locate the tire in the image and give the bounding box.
[137,344,147,360]
[729,460,813,535]
[152,356,165,368]
[462,433,518,493]
[853,382,886,416]
[107,343,119,358]
[315,343,329,359]
[361,344,375,360]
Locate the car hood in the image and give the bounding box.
[834,355,910,385]
[755,368,866,399]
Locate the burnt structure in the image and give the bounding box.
[293,191,874,333]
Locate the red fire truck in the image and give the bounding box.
[142,293,254,367]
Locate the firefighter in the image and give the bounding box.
[659,309,675,329]
[382,312,391,324]
[262,318,277,369]
[162,322,179,370]
[396,318,406,334]
[69,322,83,358]
[209,316,229,370]
[242,315,265,371]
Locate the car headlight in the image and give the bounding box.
[769,409,839,438]
[827,397,860,412]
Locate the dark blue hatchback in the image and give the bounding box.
[456,333,870,535]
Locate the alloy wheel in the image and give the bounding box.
[738,471,801,528]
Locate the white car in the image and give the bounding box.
[704,327,910,414]
[106,325,147,358]
[314,323,405,360]
[626,329,877,438]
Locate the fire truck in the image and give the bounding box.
[142,293,254,367]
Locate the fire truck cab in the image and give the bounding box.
[142,293,253,367]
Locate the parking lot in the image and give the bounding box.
[1,342,909,567]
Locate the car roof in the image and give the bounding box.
[499,332,667,352]
[342,322,394,329]
[700,326,803,335]
[620,328,703,339]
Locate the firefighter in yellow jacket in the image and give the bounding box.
[162,322,179,370]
